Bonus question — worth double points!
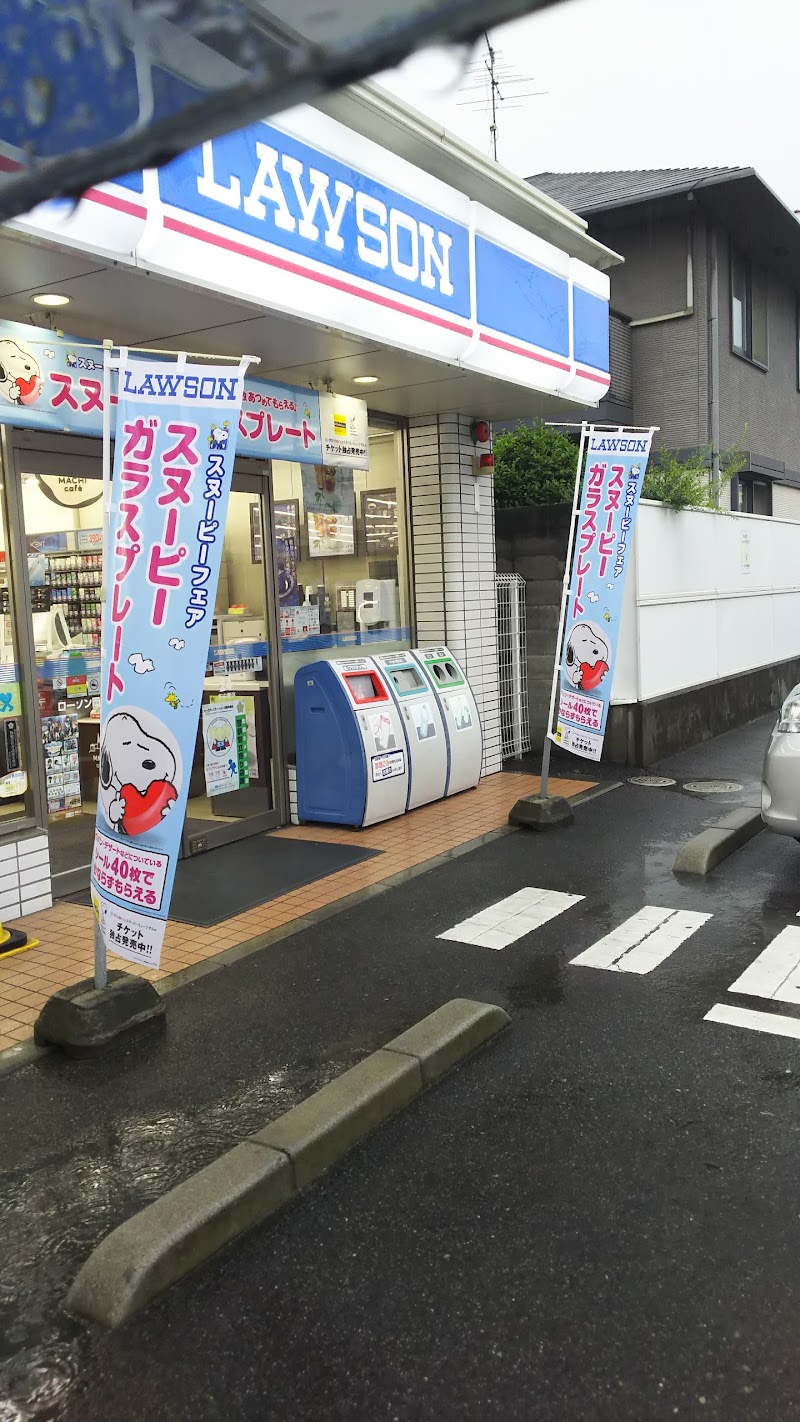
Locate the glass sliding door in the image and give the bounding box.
[182,468,286,854]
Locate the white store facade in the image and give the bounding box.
[0,81,618,909]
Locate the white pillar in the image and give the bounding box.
[408,415,502,776]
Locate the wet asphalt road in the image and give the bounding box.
[4,713,800,1420]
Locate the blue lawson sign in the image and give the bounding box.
[160,120,472,322]
[90,357,245,969]
[0,318,323,465]
[554,428,654,763]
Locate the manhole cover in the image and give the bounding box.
[683,779,743,795]
[628,775,676,788]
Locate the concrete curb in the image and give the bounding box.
[66,998,510,1327]
[673,806,764,876]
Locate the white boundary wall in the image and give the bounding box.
[612,501,800,705]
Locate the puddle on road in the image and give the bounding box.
[504,952,566,1010]
[0,1051,365,1420]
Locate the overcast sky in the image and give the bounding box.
[377,0,800,214]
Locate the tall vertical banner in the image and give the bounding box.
[553,426,655,762]
[91,357,247,968]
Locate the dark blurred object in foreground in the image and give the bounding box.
[0,0,574,224]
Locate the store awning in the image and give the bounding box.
[2,99,616,422]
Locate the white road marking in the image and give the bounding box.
[705,1003,800,1040]
[438,887,583,950]
[727,926,800,1005]
[570,906,712,974]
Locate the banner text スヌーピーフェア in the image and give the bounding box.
[91,357,245,968]
[554,428,654,762]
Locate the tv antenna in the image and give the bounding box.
[457,32,546,163]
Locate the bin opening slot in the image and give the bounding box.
[431,661,461,684]
[343,671,387,704]
[391,667,424,693]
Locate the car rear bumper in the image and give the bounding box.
[762,731,800,837]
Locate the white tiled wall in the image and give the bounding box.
[288,764,299,824]
[0,833,53,921]
[408,415,502,776]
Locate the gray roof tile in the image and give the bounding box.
[528,168,751,214]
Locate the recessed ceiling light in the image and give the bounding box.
[352,375,379,385]
[32,293,70,307]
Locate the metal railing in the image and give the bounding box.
[496,573,530,760]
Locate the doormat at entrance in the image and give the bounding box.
[50,814,212,879]
[66,834,383,926]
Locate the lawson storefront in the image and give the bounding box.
[0,83,616,911]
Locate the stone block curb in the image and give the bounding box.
[673,807,764,876]
[251,1049,423,1190]
[66,1143,293,1329]
[66,998,510,1328]
[383,998,511,1086]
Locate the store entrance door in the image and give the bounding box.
[181,469,286,856]
[11,433,286,897]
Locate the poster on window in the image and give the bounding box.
[91,356,247,969]
[42,714,81,817]
[552,426,655,762]
[363,489,399,555]
[319,393,369,468]
[202,699,249,797]
[273,500,300,606]
[301,465,356,557]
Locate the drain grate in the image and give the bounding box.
[629,776,677,788]
[683,779,743,795]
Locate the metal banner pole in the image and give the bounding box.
[93,344,119,991]
[510,578,523,760]
[540,421,589,800]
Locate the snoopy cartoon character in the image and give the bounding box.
[209,420,230,451]
[564,623,610,693]
[99,711,179,837]
[0,340,42,407]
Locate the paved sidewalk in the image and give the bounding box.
[0,771,591,1053]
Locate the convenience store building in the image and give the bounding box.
[0,82,617,910]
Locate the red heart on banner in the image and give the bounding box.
[580,660,609,691]
[119,780,177,836]
[16,374,42,405]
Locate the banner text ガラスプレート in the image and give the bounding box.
[554,428,654,762]
[91,357,246,967]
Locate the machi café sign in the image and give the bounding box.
[36,474,102,509]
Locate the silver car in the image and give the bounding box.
[762,685,800,839]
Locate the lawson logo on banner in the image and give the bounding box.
[554,427,655,762]
[90,357,248,969]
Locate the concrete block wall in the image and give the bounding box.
[408,417,502,775]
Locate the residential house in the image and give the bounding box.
[496,168,800,763]
[528,168,800,519]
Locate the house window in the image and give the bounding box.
[739,477,772,516]
[731,245,768,366]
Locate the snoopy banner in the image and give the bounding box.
[91,356,248,969]
[554,426,655,762]
[0,318,339,468]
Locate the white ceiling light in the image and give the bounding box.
[352,374,379,385]
[32,293,70,307]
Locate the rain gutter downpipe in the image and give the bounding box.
[708,225,722,506]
